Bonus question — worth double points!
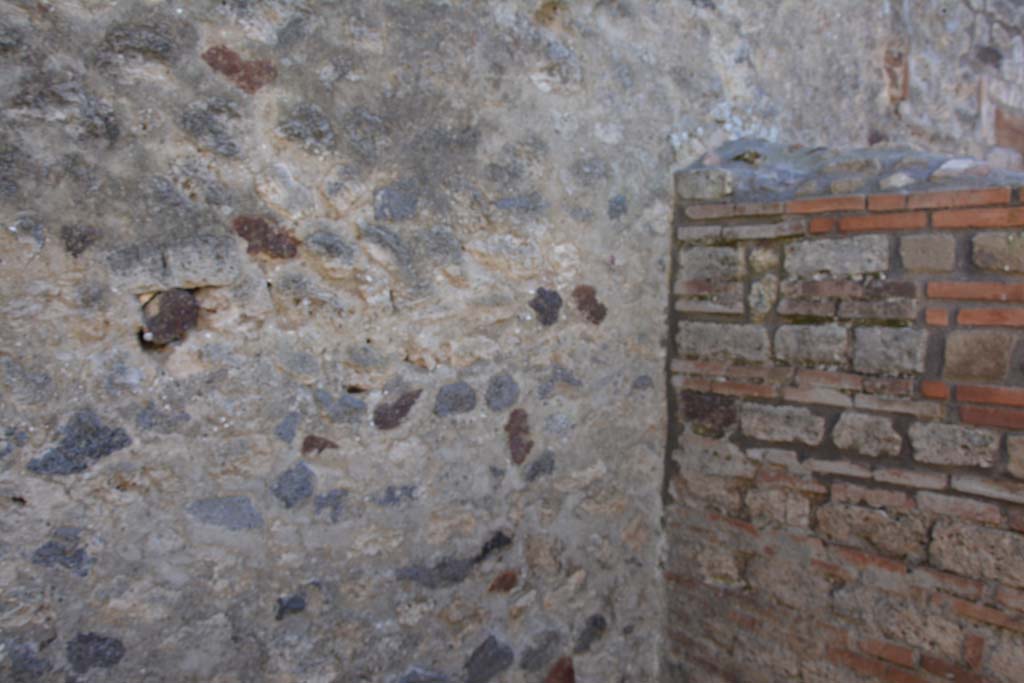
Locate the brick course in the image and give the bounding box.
[670,159,1024,683]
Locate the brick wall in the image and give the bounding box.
[665,144,1024,683]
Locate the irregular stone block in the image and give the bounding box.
[678,246,743,282]
[785,235,889,278]
[930,520,1024,588]
[675,168,732,200]
[817,503,927,561]
[677,322,770,363]
[901,234,956,272]
[740,404,825,445]
[910,423,999,468]
[774,324,848,366]
[944,330,1014,382]
[108,235,242,293]
[974,232,1024,273]
[832,412,902,457]
[853,328,928,375]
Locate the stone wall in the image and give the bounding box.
[2,1,1024,682]
[667,141,1024,683]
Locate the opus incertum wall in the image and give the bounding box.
[666,140,1024,683]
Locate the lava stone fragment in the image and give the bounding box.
[504,409,533,465]
[275,593,306,620]
[397,556,474,589]
[525,450,555,483]
[476,531,513,562]
[465,636,514,683]
[272,462,315,509]
[141,289,199,346]
[529,288,562,326]
[60,224,100,257]
[545,657,576,683]
[27,409,131,475]
[374,181,419,221]
[301,435,337,455]
[104,20,191,63]
[277,102,335,153]
[202,45,277,94]
[232,215,299,259]
[484,372,519,412]
[6,641,52,682]
[520,630,562,672]
[398,667,449,683]
[66,632,125,674]
[186,496,263,530]
[607,194,628,219]
[31,528,91,576]
[274,412,301,444]
[307,230,355,260]
[571,285,607,325]
[373,389,422,430]
[681,390,736,438]
[573,614,607,654]
[434,381,477,417]
[373,485,416,506]
[314,488,348,523]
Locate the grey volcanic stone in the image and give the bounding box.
[465,636,514,683]
[272,462,315,508]
[66,632,125,673]
[434,381,477,416]
[27,409,131,475]
[186,496,263,530]
[485,372,520,412]
[574,614,608,653]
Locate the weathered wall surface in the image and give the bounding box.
[0,1,1022,681]
[669,142,1024,683]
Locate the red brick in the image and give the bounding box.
[963,633,985,671]
[709,380,778,400]
[932,206,1024,229]
[671,376,711,392]
[797,369,863,391]
[884,667,928,683]
[946,596,1024,634]
[912,566,985,600]
[684,201,784,220]
[995,584,1024,613]
[928,281,1024,302]
[840,211,928,232]
[869,194,908,212]
[958,307,1024,327]
[787,195,867,214]
[809,216,836,234]
[920,654,986,683]
[864,378,914,397]
[957,384,1024,408]
[836,546,906,574]
[926,308,950,326]
[827,647,888,678]
[908,187,1012,209]
[960,404,1024,429]
[921,381,950,400]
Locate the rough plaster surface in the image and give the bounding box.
[0,1,1018,681]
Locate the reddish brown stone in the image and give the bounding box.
[232,215,299,259]
[488,570,518,593]
[505,409,533,465]
[680,390,736,438]
[202,45,277,94]
[301,435,338,455]
[545,657,575,683]
[142,289,199,345]
[571,285,607,325]
[372,390,422,430]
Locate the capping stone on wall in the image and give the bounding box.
[666,138,1024,683]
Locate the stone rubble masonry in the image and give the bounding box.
[667,141,1024,683]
